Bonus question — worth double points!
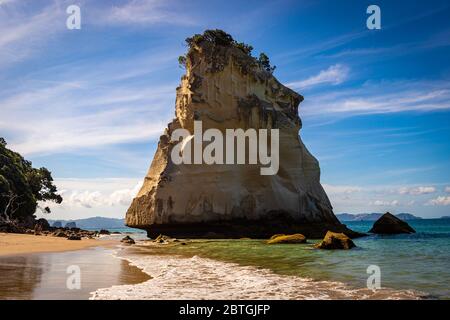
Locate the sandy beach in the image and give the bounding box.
[0,232,115,256]
[0,245,150,299]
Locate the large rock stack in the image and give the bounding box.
[126,30,359,239]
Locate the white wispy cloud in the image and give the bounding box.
[321,28,450,60]
[56,181,143,209]
[38,178,143,219]
[0,2,64,69]
[275,31,368,64]
[323,183,450,216]
[322,184,361,195]
[370,200,400,206]
[0,81,173,155]
[0,1,188,156]
[302,79,450,116]
[0,0,191,71]
[427,196,450,206]
[398,186,436,195]
[94,0,196,26]
[1,45,179,155]
[276,6,449,65]
[287,64,349,90]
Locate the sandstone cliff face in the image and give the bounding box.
[126,31,358,238]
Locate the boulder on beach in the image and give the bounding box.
[0,222,25,234]
[52,229,67,237]
[120,235,135,245]
[369,212,416,234]
[67,234,81,240]
[267,234,306,244]
[154,234,171,243]
[315,231,356,250]
[99,229,110,235]
[35,218,50,231]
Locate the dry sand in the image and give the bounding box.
[0,232,116,256]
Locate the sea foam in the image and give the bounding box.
[90,248,422,300]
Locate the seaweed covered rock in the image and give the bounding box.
[267,234,306,244]
[369,212,416,234]
[315,231,356,250]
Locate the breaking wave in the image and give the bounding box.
[91,248,423,300]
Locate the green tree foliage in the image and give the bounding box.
[178,55,187,68]
[185,29,254,56]
[258,52,276,74]
[186,29,234,47]
[184,29,276,74]
[0,138,62,222]
[234,42,253,56]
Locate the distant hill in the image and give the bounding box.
[440,216,450,219]
[396,213,422,221]
[47,216,127,230]
[336,213,422,222]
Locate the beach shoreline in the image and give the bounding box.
[0,244,150,300]
[0,232,117,257]
[91,243,424,300]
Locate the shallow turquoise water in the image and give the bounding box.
[145,219,450,299]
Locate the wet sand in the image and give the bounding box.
[0,246,150,299]
[0,232,112,256]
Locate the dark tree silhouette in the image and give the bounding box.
[0,138,62,222]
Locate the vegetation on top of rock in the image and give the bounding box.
[184,29,275,74]
[234,41,254,56]
[186,29,235,48]
[258,52,276,74]
[178,55,187,68]
[0,138,62,223]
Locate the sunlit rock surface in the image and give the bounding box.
[126,31,360,239]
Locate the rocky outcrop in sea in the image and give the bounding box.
[125,30,359,239]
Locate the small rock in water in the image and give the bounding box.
[369,212,416,234]
[267,234,306,244]
[154,234,171,244]
[315,231,355,250]
[121,235,135,245]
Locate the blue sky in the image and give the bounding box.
[1,0,449,219]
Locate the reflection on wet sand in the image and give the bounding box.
[0,247,149,300]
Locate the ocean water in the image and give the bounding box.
[92,219,450,300]
[84,227,146,234]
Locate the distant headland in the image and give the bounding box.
[336,213,422,222]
